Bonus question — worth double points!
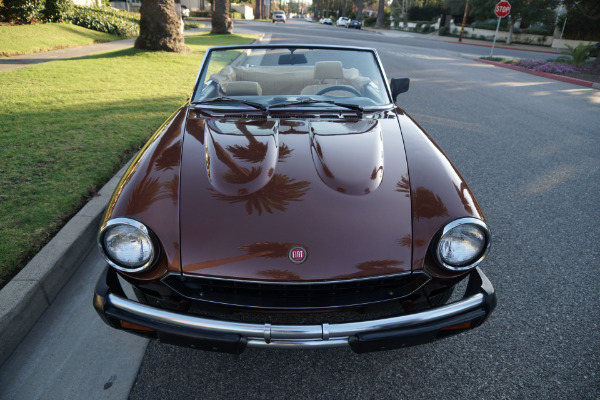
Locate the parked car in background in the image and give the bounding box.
[322,17,332,25]
[346,19,362,29]
[337,17,349,27]
[94,44,496,355]
[180,5,190,18]
[272,10,286,23]
[305,16,313,22]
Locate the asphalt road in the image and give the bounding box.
[2,20,598,400]
[237,18,562,60]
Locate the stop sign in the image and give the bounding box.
[495,0,511,18]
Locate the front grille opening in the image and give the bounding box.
[162,272,430,310]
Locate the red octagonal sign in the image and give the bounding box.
[495,0,511,18]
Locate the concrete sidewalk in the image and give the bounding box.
[0,27,207,72]
[0,38,136,72]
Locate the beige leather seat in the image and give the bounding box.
[300,61,355,96]
[226,81,263,96]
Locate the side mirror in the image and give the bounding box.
[390,78,410,101]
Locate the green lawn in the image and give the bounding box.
[0,23,123,57]
[0,32,257,286]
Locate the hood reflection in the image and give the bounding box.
[310,120,384,195]
[182,241,306,273]
[413,186,449,220]
[209,173,311,215]
[332,260,405,279]
[205,119,279,196]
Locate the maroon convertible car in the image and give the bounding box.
[93,44,495,354]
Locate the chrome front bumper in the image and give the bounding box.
[93,266,496,354]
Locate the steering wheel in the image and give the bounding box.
[316,85,361,96]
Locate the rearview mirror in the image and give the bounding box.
[278,54,308,65]
[390,78,410,101]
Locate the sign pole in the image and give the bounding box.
[459,0,470,42]
[490,1,511,57]
[490,16,501,57]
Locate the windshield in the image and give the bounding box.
[191,46,392,109]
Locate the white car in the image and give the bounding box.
[179,5,190,18]
[336,17,349,26]
[272,10,286,23]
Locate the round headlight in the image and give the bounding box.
[99,218,156,272]
[436,218,491,271]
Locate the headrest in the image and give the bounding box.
[226,81,263,96]
[313,61,344,80]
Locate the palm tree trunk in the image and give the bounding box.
[135,0,189,52]
[375,0,385,28]
[212,0,234,34]
[357,0,363,22]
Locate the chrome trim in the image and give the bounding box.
[98,218,157,273]
[105,292,484,349]
[435,217,492,272]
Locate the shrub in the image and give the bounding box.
[471,19,509,31]
[560,42,595,67]
[67,5,139,37]
[362,15,376,27]
[407,5,445,22]
[43,0,73,22]
[190,10,211,18]
[515,59,590,74]
[0,0,44,23]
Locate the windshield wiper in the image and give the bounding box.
[267,99,363,113]
[191,97,267,111]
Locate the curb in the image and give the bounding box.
[0,163,128,367]
[448,40,557,54]
[475,58,600,89]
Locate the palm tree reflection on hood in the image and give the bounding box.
[210,173,310,215]
[207,122,309,214]
[226,122,270,163]
[182,241,305,273]
[331,260,406,279]
[225,121,292,164]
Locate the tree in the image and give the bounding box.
[356,0,364,21]
[375,0,385,28]
[212,0,233,33]
[560,0,600,41]
[135,0,189,53]
[255,0,263,20]
[469,0,557,43]
[591,54,600,75]
[470,0,556,24]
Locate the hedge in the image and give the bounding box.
[67,5,139,37]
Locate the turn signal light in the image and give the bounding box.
[120,321,155,332]
[441,321,472,331]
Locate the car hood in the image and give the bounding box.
[179,111,413,281]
